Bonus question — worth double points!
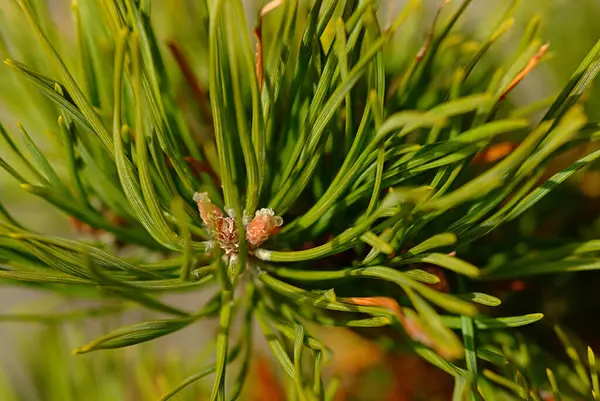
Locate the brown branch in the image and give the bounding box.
[342,296,437,350]
[165,156,221,187]
[415,0,452,61]
[386,0,452,101]
[254,26,264,92]
[167,41,213,125]
[499,42,550,101]
[343,296,404,317]
[254,0,284,92]
[471,142,518,164]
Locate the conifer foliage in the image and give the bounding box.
[0,0,599,399]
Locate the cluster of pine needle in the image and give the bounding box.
[0,0,599,400]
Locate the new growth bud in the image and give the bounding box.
[193,194,282,255]
[215,216,240,255]
[194,192,224,231]
[246,208,283,249]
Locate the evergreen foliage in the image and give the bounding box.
[0,0,599,399]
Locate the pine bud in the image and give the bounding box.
[193,192,224,231]
[246,208,283,249]
[215,216,240,255]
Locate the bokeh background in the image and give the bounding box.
[0,1,599,400]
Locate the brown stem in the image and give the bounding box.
[499,42,550,101]
[167,41,213,125]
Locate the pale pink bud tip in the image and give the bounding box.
[246,208,283,249]
[193,192,209,203]
[193,192,224,230]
